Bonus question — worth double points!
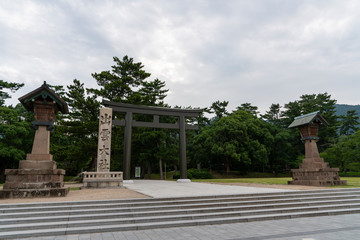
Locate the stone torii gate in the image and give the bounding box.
[103,100,204,182]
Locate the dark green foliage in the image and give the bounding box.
[187,169,213,179]
[0,80,24,106]
[322,130,360,172]
[89,56,168,106]
[0,104,33,181]
[0,81,28,182]
[193,109,275,174]
[89,56,150,103]
[261,103,282,125]
[50,79,100,175]
[173,169,212,179]
[3,59,358,179]
[282,93,338,152]
[88,56,170,177]
[236,103,259,117]
[338,110,359,136]
[339,172,360,177]
[210,100,229,119]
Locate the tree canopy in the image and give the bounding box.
[1,56,359,181]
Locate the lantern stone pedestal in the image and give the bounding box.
[288,112,346,186]
[0,82,69,199]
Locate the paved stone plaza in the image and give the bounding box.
[123,180,294,198]
[14,213,360,240]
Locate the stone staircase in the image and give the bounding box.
[1,188,360,239]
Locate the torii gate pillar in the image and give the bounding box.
[104,100,203,182]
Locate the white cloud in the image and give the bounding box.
[1,0,360,112]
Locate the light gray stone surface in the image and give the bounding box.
[123,180,294,198]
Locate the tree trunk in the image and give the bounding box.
[226,156,230,175]
[88,151,97,171]
[159,158,163,180]
[147,160,152,179]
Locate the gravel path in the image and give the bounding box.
[0,183,148,204]
[0,180,328,204]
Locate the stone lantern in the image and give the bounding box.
[288,111,346,186]
[0,82,69,198]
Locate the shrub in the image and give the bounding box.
[339,172,360,177]
[172,169,212,179]
[187,169,213,179]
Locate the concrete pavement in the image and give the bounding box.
[123,180,294,198]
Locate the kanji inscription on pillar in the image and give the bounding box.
[97,107,112,172]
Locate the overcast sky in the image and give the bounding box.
[1,0,360,114]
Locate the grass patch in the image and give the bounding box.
[143,171,176,180]
[194,177,360,188]
[210,171,291,179]
[193,178,291,185]
[64,176,82,182]
[331,177,360,188]
[69,187,81,191]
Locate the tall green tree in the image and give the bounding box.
[139,78,168,106]
[338,110,359,136]
[236,103,259,117]
[261,103,282,125]
[89,56,153,104]
[0,104,33,182]
[0,80,24,106]
[282,93,338,152]
[193,109,273,174]
[88,56,170,177]
[0,81,28,181]
[210,100,229,119]
[50,79,101,175]
[322,130,360,172]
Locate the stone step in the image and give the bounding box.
[1,202,360,232]
[2,198,360,225]
[1,208,360,239]
[2,187,360,209]
[1,188,360,239]
[1,194,360,219]
[2,190,360,214]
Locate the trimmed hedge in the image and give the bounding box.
[173,169,213,179]
[339,172,360,177]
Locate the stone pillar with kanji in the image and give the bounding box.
[97,107,112,172]
[82,107,123,188]
[288,111,346,186]
[0,82,69,199]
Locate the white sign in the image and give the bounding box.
[135,167,141,178]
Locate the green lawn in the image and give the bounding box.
[194,178,291,185]
[193,177,360,188]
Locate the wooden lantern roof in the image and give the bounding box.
[288,111,328,129]
[18,81,69,114]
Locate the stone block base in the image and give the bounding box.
[0,187,69,199]
[1,166,68,199]
[289,159,347,186]
[288,179,347,186]
[3,169,65,189]
[19,160,57,170]
[82,171,123,188]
